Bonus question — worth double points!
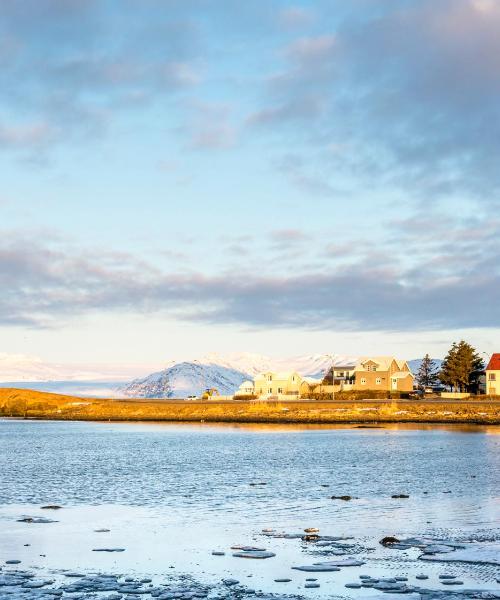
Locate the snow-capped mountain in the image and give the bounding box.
[121,353,361,398]
[121,361,251,399]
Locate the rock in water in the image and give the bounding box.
[232,551,275,559]
[380,536,400,546]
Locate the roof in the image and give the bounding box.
[256,371,301,381]
[239,380,254,388]
[302,377,322,384]
[391,371,414,379]
[357,356,398,371]
[486,353,500,371]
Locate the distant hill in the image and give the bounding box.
[121,361,250,399]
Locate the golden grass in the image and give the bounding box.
[0,388,499,424]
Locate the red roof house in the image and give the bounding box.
[486,353,500,371]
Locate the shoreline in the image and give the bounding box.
[1,388,499,425]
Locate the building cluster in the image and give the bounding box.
[236,356,414,400]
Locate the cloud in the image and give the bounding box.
[251,0,500,201]
[0,223,498,332]
[278,7,315,29]
[0,2,203,156]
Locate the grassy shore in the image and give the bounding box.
[1,388,499,425]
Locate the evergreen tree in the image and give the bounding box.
[416,354,439,388]
[439,341,484,392]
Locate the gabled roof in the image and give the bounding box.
[256,371,301,381]
[357,356,397,371]
[486,353,500,371]
[302,377,321,384]
[391,371,414,379]
[239,380,254,388]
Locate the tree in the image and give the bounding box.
[416,354,439,389]
[439,341,484,392]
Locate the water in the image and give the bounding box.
[1,420,499,596]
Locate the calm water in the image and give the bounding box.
[1,420,499,595]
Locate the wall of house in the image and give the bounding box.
[486,370,500,395]
[254,373,302,396]
[353,370,391,390]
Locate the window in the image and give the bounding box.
[277,387,283,394]
[489,373,496,381]
[268,375,272,381]
[361,378,366,385]
[292,375,295,381]
[376,378,381,385]
[268,388,272,394]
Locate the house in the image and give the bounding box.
[486,354,500,396]
[353,356,414,392]
[235,380,255,397]
[299,377,323,396]
[253,371,303,398]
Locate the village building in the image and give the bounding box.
[240,355,414,399]
[486,354,500,396]
[252,371,303,398]
[353,356,414,392]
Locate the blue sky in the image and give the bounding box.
[1,0,499,376]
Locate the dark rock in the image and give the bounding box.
[380,536,400,546]
[301,534,320,542]
[331,495,355,501]
[391,494,410,499]
[41,505,63,510]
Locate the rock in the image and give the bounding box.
[222,579,239,586]
[391,494,410,499]
[95,528,111,533]
[315,559,365,567]
[41,505,63,510]
[274,579,291,583]
[304,528,319,533]
[292,565,340,572]
[380,536,400,546]
[23,580,52,588]
[441,580,463,585]
[438,574,456,579]
[232,551,275,559]
[415,575,429,580]
[422,544,455,554]
[302,534,320,542]
[395,577,408,581]
[304,583,320,588]
[231,545,266,551]
[92,548,126,552]
[331,495,355,501]
[17,516,57,524]
[345,583,362,588]
[5,560,21,564]
[211,552,225,556]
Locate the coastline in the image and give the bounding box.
[1,388,499,425]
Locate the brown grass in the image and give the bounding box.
[1,388,499,425]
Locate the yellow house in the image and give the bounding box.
[486,354,500,396]
[253,371,303,398]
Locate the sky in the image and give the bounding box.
[1,0,499,379]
